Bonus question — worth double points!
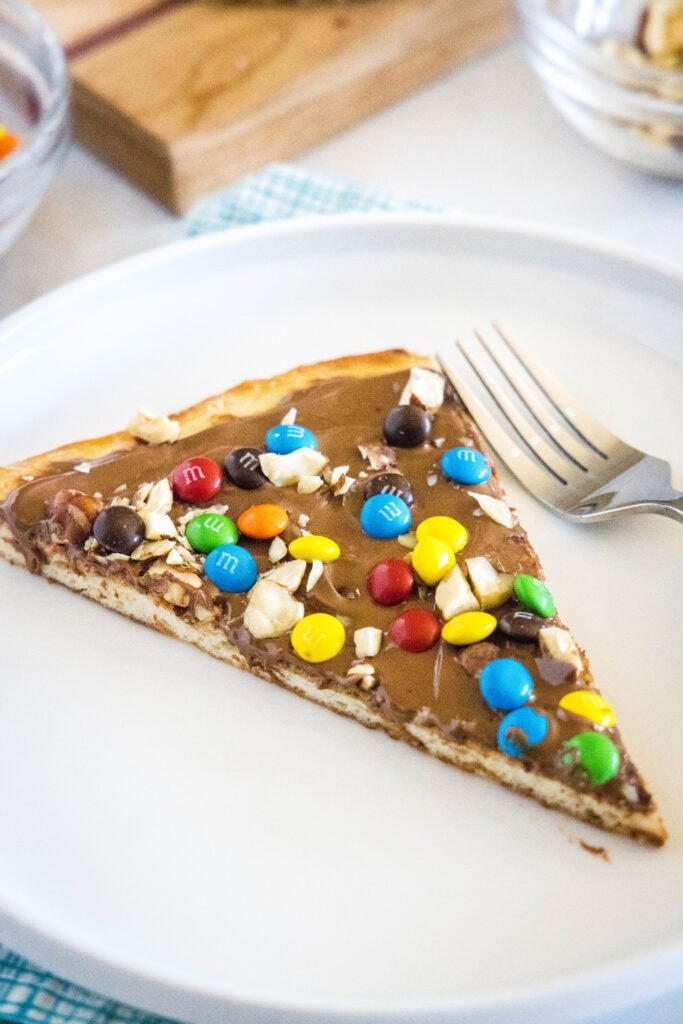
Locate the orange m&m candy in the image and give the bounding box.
[237,503,289,539]
[0,125,19,161]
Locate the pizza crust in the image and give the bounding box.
[0,349,432,500]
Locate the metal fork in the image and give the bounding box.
[437,324,683,524]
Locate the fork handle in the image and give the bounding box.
[568,458,683,524]
[647,494,683,523]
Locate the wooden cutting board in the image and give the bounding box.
[35,0,512,213]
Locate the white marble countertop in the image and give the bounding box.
[0,35,681,1024]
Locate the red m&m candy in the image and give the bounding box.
[389,609,440,653]
[171,457,223,502]
[367,558,414,606]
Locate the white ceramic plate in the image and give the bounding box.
[0,215,681,1024]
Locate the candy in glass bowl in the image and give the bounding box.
[0,0,69,258]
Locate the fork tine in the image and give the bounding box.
[491,323,619,459]
[456,338,580,486]
[436,349,569,503]
[439,328,683,524]
[474,328,596,474]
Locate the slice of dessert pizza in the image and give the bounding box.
[0,350,666,846]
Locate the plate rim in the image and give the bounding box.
[2,209,683,350]
[0,210,681,1023]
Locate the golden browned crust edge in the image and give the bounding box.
[0,349,433,501]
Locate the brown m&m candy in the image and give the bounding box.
[498,609,545,640]
[364,472,414,507]
[383,405,430,448]
[93,506,145,555]
[225,447,267,490]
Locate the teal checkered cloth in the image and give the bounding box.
[0,162,437,1024]
[185,161,439,236]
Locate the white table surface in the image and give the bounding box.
[0,35,680,1024]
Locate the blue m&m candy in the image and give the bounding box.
[441,446,491,485]
[360,494,412,539]
[204,544,258,593]
[480,658,533,710]
[265,424,317,454]
[498,707,548,757]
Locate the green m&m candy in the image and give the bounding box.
[186,512,238,553]
[513,573,556,618]
[560,732,620,786]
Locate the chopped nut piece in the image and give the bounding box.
[346,662,377,689]
[306,559,324,591]
[244,579,304,639]
[163,582,190,607]
[132,481,154,507]
[177,504,229,531]
[623,783,641,805]
[297,474,324,494]
[467,491,516,529]
[141,478,173,516]
[170,568,203,590]
[140,511,177,541]
[146,561,203,589]
[399,366,445,411]
[539,627,584,674]
[465,556,514,610]
[194,604,214,623]
[357,442,396,471]
[259,448,328,487]
[397,531,417,550]
[260,558,306,592]
[127,408,180,444]
[324,464,356,496]
[280,407,297,425]
[333,474,355,496]
[325,464,349,484]
[130,538,175,561]
[354,626,383,658]
[47,490,103,546]
[268,536,288,563]
[134,479,176,540]
[435,564,479,620]
[166,545,201,569]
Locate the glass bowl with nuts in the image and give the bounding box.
[516,0,683,177]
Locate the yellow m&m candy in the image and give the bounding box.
[559,691,615,728]
[416,516,468,553]
[291,613,345,663]
[288,535,340,563]
[442,611,497,646]
[411,536,455,586]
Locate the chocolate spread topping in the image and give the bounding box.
[0,370,653,812]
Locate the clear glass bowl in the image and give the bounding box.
[0,0,69,257]
[516,0,683,178]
